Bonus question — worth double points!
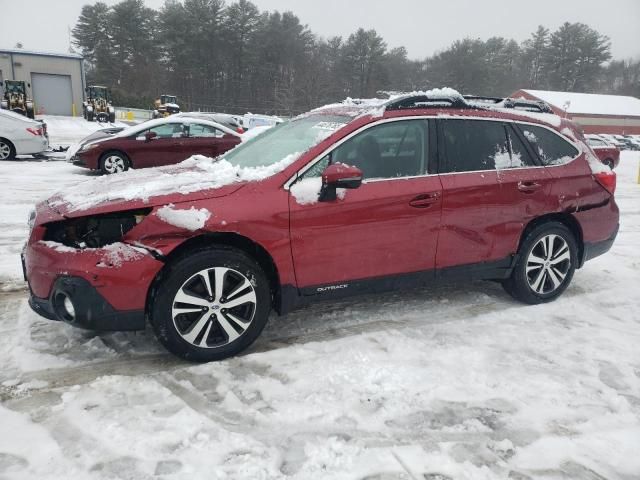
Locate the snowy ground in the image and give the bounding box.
[0,118,639,479]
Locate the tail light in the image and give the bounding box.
[26,127,43,136]
[595,171,616,195]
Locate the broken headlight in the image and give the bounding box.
[44,209,151,248]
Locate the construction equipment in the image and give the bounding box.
[152,94,180,118]
[83,86,115,123]
[0,80,35,118]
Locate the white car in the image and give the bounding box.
[0,109,49,160]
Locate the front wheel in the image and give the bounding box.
[502,222,577,304]
[150,247,271,362]
[99,152,128,174]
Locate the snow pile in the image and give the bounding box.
[290,177,347,205]
[38,241,147,267]
[307,87,465,119]
[156,204,211,231]
[50,152,301,212]
[290,177,322,204]
[96,243,147,268]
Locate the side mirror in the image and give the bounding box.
[27,82,31,88]
[319,163,363,201]
[144,131,158,142]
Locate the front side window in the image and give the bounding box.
[145,123,185,139]
[441,119,510,172]
[518,124,579,165]
[304,120,427,180]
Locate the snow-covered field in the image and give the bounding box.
[0,117,639,479]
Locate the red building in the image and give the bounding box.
[511,89,640,135]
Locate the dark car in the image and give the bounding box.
[24,92,619,362]
[71,117,242,174]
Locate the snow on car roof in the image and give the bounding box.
[114,116,240,138]
[521,90,640,117]
[0,108,40,124]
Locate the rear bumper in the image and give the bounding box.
[581,223,619,267]
[28,276,145,331]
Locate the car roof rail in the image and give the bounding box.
[500,98,554,114]
[462,95,504,104]
[385,94,469,110]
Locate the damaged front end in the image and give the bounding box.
[23,206,171,331]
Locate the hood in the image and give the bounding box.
[46,153,298,218]
[48,156,251,218]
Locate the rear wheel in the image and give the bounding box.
[108,111,116,123]
[150,247,271,362]
[99,152,128,174]
[502,222,577,304]
[0,139,16,160]
[87,110,95,122]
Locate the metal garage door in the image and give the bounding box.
[31,73,73,116]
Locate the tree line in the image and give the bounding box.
[72,0,640,115]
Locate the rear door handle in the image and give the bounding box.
[517,181,541,193]
[409,192,440,208]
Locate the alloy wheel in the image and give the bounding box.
[103,155,126,173]
[171,267,257,348]
[0,142,11,160]
[526,234,571,295]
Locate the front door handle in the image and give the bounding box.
[517,181,541,193]
[409,192,440,208]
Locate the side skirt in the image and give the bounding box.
[278,256,515,315]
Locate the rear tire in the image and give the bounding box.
[150,247,271,362]
[0,138,16,160]
[87,111,94,122]
[99,151,129,174]
[108,112,116,123]
[502,222,577,304]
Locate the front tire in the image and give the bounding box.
[150,247,271,362]
[99,151,128,174]
[0,138,16,160]
[502,222,577,304]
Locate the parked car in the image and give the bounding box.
[24,92,619,362]
[0,108,48,160]
[70,117,241,174]
[585,136,620,168]
[618,136,640,151]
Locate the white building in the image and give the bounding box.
[0,48,85,116]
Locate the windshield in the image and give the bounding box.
[6,82,24,94]
[163,96,177,104]
[92,88,107,99]
[222,115,349,168]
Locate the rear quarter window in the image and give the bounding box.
[518,124,579,166]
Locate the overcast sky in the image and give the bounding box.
[1,0,638,60]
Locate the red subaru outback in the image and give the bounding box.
[23,91,619,362]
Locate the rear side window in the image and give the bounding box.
[441,119,509,172]
[518,124,579,165]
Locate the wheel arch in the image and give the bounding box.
[146,232,285,317]
[517,213,584,267]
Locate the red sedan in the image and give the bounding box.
[585,136,620,169]
[71,117,242,174]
